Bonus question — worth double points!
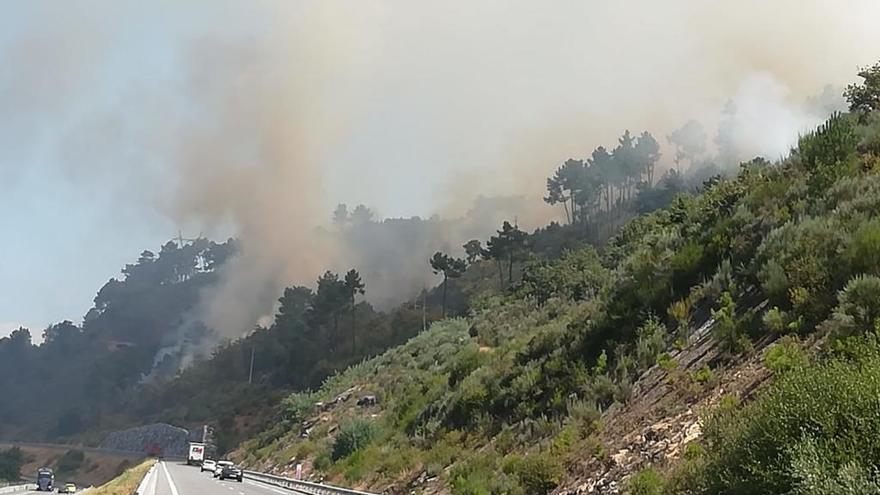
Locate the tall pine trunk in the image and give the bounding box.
[350,297,356,353]
[442,275,448,318]
[333,312,339,352]
[508,254,514,287]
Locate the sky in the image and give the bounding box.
[1,1,880,338]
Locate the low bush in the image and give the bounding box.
[0,447,24,481]
[763,336,807,374]
[332,419,377,460]
[503,453,563,495]
[629,467,665,495]
[692,336,880,494]
[56,449,85,474]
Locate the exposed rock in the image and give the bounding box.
[553,312,775,495]
[100,423,194,457]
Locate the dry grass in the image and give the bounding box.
[87,459,155,495]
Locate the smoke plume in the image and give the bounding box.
[3,1,880,343]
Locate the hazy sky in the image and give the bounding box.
[2,1,879,337]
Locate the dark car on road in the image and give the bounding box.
[219,464,243,482]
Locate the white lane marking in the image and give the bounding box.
[160,462,181,495]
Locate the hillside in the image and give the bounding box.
[233,66,880,494]
[0,128,691,453]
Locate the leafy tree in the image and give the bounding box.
[844,61,880,119]
[544,159,584,224]
[430,252,467,317]
[351,204,375,224]
[308,271,348,345]
[332,203,350,226]
[544,173,569,224]
[0,447,24,481]
[587,146,615,212]
[42,320,81,349]
[275,286,314,330]
[0,327,33,354]
[634,131,662,185]
[462,240,484,265]
[612,130,640,202]
[667,119,707,168]
[635,169,685,213]
[343,269,366,351]
[497,221,529,285]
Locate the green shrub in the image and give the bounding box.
[763,336,807,374]
[843,219,880,276]
[756,217,847,324]
[692,365,713,384]
[762,307,788,334]
[787,437,880,495]
[566,398,601,433]
[657,352,676,371]
[446,344,488,387]
[0,447,24,481]
[519,247,611,304]
[56,449,85,474]
[450,452,520,495]
[313,450,332,471]
[670,241,706,293]
[713,292,749,354]
[503,453,562,495]
[332,419,377,460]
[635,317,667,370]
[629,467,666,495]
[823,274,880,338]
[279,392,315,424]
[797,113,858,193]
[693,337,880,494]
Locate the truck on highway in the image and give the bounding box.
[36,467,54,491]
[187,442,206,466]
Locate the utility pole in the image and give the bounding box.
[248,345,255,384]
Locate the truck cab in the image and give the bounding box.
[36,467,54,491]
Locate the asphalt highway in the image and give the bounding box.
[21,461,298,495]
[144,461,296,495]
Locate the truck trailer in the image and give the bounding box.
[187,442,206,466]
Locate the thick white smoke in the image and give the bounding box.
[2,0,880,343]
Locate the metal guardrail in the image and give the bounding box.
[0,484,37,494]
[244,470,379,495]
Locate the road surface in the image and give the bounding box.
[21,461,299,495]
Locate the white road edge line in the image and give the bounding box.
[160,462,181,495]
[141,463,158,495]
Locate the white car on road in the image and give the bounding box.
[214,460,234,478]
[201,459,216,473]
